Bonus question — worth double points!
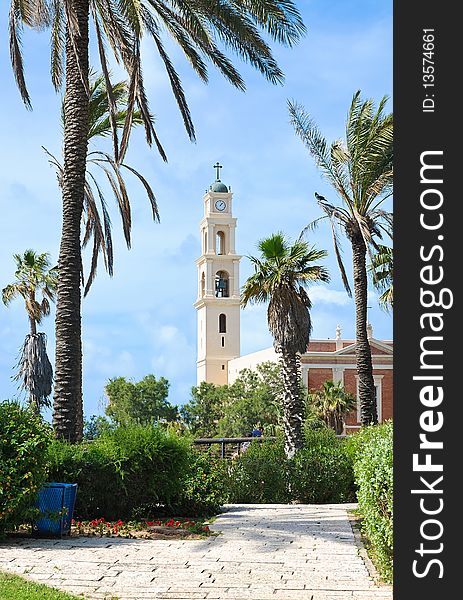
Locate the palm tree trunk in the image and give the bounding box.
[28,292,37,335]
[28,297,39,412]
[29,317,37,336]
[278,349,304,458]
[53,0,90,442]
[351,236,377,425]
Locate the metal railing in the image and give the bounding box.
[193,436,277,459]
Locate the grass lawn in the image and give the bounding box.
[0,572,80,600]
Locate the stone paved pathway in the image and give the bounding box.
[0,504,392,600]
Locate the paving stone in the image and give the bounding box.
[0,504,392,600]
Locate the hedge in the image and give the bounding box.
[228,430,355,504]
[290,429,355,503]
[228,439,290,503]
[47,425,228,519]
[47,424,191,520]
[351,421,393,582]
[0,401,52,532]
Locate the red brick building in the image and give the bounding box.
[302,324,393,432]
[228,324,393,432]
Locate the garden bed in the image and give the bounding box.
[71,517,215,539]
[6,517,216,541]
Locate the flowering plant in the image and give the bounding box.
[70,517,211,538]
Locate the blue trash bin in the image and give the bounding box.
[35,483,78,536]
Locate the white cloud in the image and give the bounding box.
[83,339,135,378]
[307,285,351,306]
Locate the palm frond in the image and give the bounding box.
[142,14,196,141]
[93,10,120,162]
[9,0,32,108]
[288,101,350,201]
[120,162,159,222]
[88,154,132,248]
[232,0,306,47]
[50,0,65,90]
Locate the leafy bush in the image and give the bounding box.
[290,429,355,503]
[228,439,290,503]
[0,401,52,532]
[352,421,393,582]
[172,448,230,516]
[47,424,191,520]
[226,430,354,504]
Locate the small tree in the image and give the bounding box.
[181,382,228,437]
[217,362,283,437]
[183,363,284,438]
[2,251,58,413]
[104,374,177,426]
[306,380,356,435]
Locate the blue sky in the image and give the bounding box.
[0,1,392,418]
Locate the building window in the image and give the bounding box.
[221,336,225,347]
[201,272,205,297]
[219,313,227,333]
[216,231,225,255]
[215,271,229,297]
[204,231,208,253]
[221,364,225,370]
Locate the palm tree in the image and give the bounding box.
[2,251,58,414]
[370,245,393,311]
[306,380,356,435]
[242,233,329,458]
[289,91,393,426]
[9,0,305,443]
[43,72,158,436]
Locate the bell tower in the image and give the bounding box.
[194,164,241,385]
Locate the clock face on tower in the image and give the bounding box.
[215,199,226,212]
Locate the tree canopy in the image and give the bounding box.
[104,374,177,426]
[181,362,283,437]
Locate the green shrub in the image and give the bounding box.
[226,430,354,504]
[172,448,229,516]
[228,439,290,503]
[352,421,393,582]
[47,424,190,520]
[0,401,52,532]
[290,429,355,503]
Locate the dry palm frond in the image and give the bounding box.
[15,332,53,413]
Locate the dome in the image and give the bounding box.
[210,180,228,193]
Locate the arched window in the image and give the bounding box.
[216,231,225,255]
[204,231,208,253]
[215,271,229,298]
[201,272,205,297]
[219,313,227,333]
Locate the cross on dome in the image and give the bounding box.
[210,162,228,192]
[214,162,223,181]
